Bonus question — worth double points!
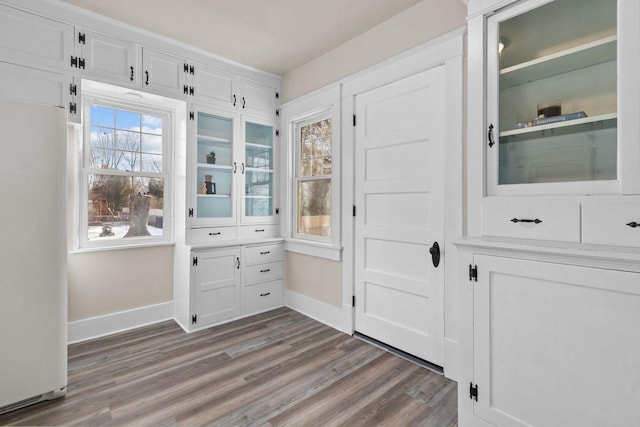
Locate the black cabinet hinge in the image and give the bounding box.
[79,58,85,69]
[69,102,77,115]
[69,84,77,96]
[276,108,280,117]
[352,296,356,307]
[275,208,280,215]
[189,112,195,120]
[353,114,356,126]
[275,91,279,100]
[193,256,198,266]
[353,205,356,217]
[188,208,194,217]
[192,314,197,324]
[70,56,77,68]
[78,32,86,44]
[469,382,478,401]
[469,264,478,282]
[190,65,195,75]
[183,63,188,73]
[275,129,280,137]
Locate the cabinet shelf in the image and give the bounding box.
[500,35,617,89]
[197,194,231,198]
[197,163,233,170]
[245,142,272,150]
[500,113,617,140]
[245,195,273,199]
[198,134,231,144]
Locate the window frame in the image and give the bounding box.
[281,84,342,260]
[78,92,174,250]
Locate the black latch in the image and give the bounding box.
[469,383,478,401]
[189,112,194,121]
[193,256,198,266]
[78,32,86,44]
[192,314,197,324]
[69,84,77,96]
[188,208,194,217]
[469,264,478,282]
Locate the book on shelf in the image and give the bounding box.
[515,111,587,129]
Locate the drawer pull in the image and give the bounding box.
[255,229,265,232]
[627,221,639,228]
[260,268,271,273]
[511,218,542,224]
[209,232,221,236]
[260,292,271,297]
[260,251,271,255]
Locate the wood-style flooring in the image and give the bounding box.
[0,307,458,426]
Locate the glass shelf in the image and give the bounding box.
[500,113,617,140]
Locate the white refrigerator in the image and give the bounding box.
[0,100,68,413]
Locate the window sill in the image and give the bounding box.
[70,241,175,254]
[284,238,342,261]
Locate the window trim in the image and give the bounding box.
[280,84,341,260]
[77,87,175,250]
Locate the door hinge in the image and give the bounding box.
[193,256,198,266]
[69,84,77,96]
[352,296,356,307]
[275,207,280,215]
[69,102,77,114]
[189,86,194,96]
[276,108,280,117]
[189,111,195,120]
[78,32,86,44]
[275,129,280,137]
[190,65,195,75]
[70,56,77,68]
[353,114,356,127]
[469,382,478,401]
[188,208,194,217]
[192,314,197,324]
[78,58,85,69]
[469,264,478,282]
[353,205,356,217]
[275,91,280,100]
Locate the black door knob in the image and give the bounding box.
[429,242,440,268]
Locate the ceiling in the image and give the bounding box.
[61,0,425,76]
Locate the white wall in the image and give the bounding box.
[281,0,467,102]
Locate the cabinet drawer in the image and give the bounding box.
[582,202,640,248]
[244,261,283,284]
[482,199,581,242]
[244,280,283,314]
[244,243,284,266]
[237,224,279,240]
[189,226,237,245]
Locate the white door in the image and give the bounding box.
[142,48,185,98]
[81,28,138,86]
[354,66,445,365]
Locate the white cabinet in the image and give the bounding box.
[191,247,241,329]
[76,28,139,86]
[142,48,186,98]
[237,77,278,117]
[187,103,278,240]
[468,0,640,242]
[0,62,80,122]
[456,245,640,427]
[0,4,74,72]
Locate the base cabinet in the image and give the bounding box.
[180,242,284,332]
[457,244,640,427]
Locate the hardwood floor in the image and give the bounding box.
[0,307,458,426]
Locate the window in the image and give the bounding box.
[79,91,173,249]
[295,115,332,239]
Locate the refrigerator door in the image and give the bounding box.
[0,101,67,410]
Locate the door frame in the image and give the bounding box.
[341,28,464,380]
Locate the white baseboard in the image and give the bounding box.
[285,290,351,334]
[68,301,174,344]
[444,337,459,381]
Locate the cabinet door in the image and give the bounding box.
[472,255,640,426]
[191,63,236,110]
[142,48,186,98]
[0,4,74,71]
[0,62,76,121]
[192,248,241,328]
[486,0,618,196]
[190,106,240,226]
[241,116,276,222]
[237,77,277,117]
[79,29,138,86]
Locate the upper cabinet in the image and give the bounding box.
[484,0,619,196]
[467,0,640,240]
[0,4,74,72]
[76,28,139,86]
[142,48,187,98]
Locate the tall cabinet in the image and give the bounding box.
[459,0,640,425]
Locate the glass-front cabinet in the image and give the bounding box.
[190,104,276,227]
[486,0,618,195]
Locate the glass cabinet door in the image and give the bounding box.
[243,119,274,219]
[195,110,235,220]
[487,0,617,194]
